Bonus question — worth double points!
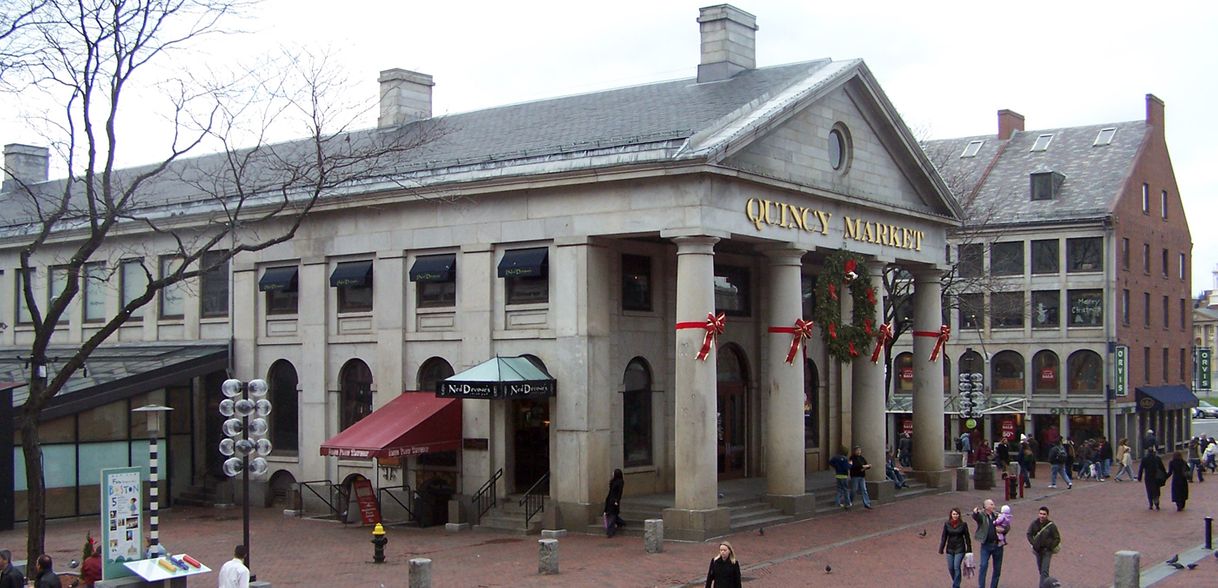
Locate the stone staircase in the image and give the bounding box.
[475,494,545,535]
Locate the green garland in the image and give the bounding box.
[813,252,878,363]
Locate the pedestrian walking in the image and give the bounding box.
[1205,436,1217,473]
[849,446,873,509]
[1026,506,1061,581]
[960,432,972,464]
[1047,440,1072,489]
[1143,429,1158,455]
[898,432,912,467]
[1113,438,1136,481]
[829,447,852,509]
[1019,443,1035,489]
[0,550,24,588]
[31,555,59,588]
[938,507,973,588]
[603,468,625,537]
[218,545,250,588]
[1137,447,1167,510]
[1167,451,1190,511]
[972,498,1006,588]
[1097,437,1112,480]
[1186,437,1204,482]
[705,541,742,588]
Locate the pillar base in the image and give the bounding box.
[764,493,815,516]
[661,507,731,542]
[556,500,595,529]
[866,479,894,503]
[911,469,955,490]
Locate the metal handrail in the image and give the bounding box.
[298,479,345,519]
[377,485,415,525]
[473,468,503,521]
[519,471,550,527]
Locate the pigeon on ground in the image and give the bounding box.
[918,529,927,538]
[757,527,765,536]
[1169,562,1185,570]
[825,564,832,574]
[1187,563,1198,570]
[1166,554,1179,564]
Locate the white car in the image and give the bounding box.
[1194,401,1218,419]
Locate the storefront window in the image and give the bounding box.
[1066,350,1103,395]
[958,293,982,330]
[958,244,982,278]
[621,255,652,312]
[990,242,1023,276]
[1067,237,1102,272]
[805,359,819,449]
[417,357,456,467]
[894,352,914,393]
[622,358,653,467]
[713,265,751,317]
[991,351,1025,393]
[340,359,373,431]
[991,292,1024,329]
[269,360,299,454]
[1031,239,1059,274]
[1067,289,1103,327]
[1031,290,1059,328]
[1032,350,1059,395]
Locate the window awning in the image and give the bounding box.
[320,392,461,459]
[330,261,373,288]
[259,266,299,292]
[410,254,456,283]
[438,356,556,399]
[497,248,548,278]
[1135,385,1198,412]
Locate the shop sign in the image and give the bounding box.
[1001,420,1016,438]
[902,420,913,435]
[900,367,914,381]
[744,198,925,252]
[1049,407,1086,415]
[1039,368,1055,383]
[353,477,381,525]
[1113,345,1128,397]
[1198,348,1212,390]
[101,467,142,580]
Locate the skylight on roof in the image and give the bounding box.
[1094,128,1117,146]
[1030,134,1053,152]
[960,140,984,158]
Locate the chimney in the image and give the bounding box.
[997,110,1024,140]
[378,69,434,128]
[1145,93,1165,139]
[3,144,50,193]
[696,4,758,83]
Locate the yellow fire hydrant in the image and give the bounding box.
[371,523,388,563]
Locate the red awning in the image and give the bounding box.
[320,392,461,459]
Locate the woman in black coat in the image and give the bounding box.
[706,542,742,588]
[1137,448,1167,510]
[938,507,973,588]
[603,468,625,537]
[1167,451,1190,511]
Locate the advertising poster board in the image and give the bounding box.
[353,477,381,524]
[101,467,143,580]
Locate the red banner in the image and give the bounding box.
[353,478,381,525]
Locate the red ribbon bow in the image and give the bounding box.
[871,322,893,364]
[675,312,727,361]
[914,325,951,362]
[768,319,815,364]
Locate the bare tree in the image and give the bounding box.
[0,0,443,558]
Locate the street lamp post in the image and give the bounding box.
[131,404,173,557]
[219,378,271,579]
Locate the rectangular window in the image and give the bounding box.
[1122,289,1130,324]
[1179,253,1186,280]
[1143,347,1151,384]
[259,266,299,315]
[990,242,1024,276]
[1067,289,1103,327]
[1161,249,1169,277]
[1161,190,1168,220]
[1142,243,1150,273]
[1029,172,1064,201]
[200,251,229,318]
[1181,348,1187,381]
[1031,290,1059,328]
[713,265,751,317]
[83,262,106,322]
[1163,348,1170,381]
[1030,239,1059,274]
[1121,238,1130,270]
[1066,237,1102,272]
[48,266,68,309]
[159,256,186,319]
[1143,292,1150,327]
[1030,134,1053,151]
[1162,295,1170,328]
[958,293,983,330]
[1094,127,1116,146]
[15,268,35,324]
[1181,298,1187,330]
[958,243,983,278]
[961,140,984,158]
[1142,183,1150,214]
[621,254,652,312]
[623,385,653,467]
[120,259,146,320]
[991,292,1024,329]
[331,260,374,312]
[411,254,457,309]
[498,248,549,306]
[801,274,817,320]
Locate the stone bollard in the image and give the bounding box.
[1114,550,1140,588]
[644,518,664,553]
[538,538,559,575]
[409,557,432,588]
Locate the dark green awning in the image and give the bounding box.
[410,254,456,283]
[497,248,548,278]
[330,260,373,288]
[259,266,299,292]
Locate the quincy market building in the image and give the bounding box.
[0,6,961,539]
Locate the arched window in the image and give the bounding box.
[942,356,953,394]
[622,358,653,467]
[1032,350,1060,395]
[991,351,1025,393]
[417,357,454,393]
[959,350,984,379]
[268,360,299,454]
[1067,350,1103,395]
[340,359,373,431]
[716,345,748,383]
[893,352,914,393]
[804,359,819,449]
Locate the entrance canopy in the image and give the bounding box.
[320,392,461,458]
[437,356,556,399]
[1135,385,1198,412]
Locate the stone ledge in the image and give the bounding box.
[764,492,815,515]
[661,507,731,542]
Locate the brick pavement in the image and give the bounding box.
[0,464,1214,587]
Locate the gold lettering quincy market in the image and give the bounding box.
[745,198,831,235]
[842,216,924,252]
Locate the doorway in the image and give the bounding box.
[717,345,750,479]
[511,398,550,492]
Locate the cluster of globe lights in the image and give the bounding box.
[219,378,272,477]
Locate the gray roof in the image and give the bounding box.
[924,121,1148,226]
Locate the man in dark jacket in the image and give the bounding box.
[829,448,852,509]
[972,499,1005,588]
[1027,506,1061,581]
[0,550,24,588]
[33,554,59,588]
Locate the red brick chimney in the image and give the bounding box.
[997,109,1024,140]
[1145,93,1165,140]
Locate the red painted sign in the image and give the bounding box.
[1001,420,1016,438]
[900,367,914,382]
[353,478,381,525]
[902,420,913,435]
[1040,368,1056,383]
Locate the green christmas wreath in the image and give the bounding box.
[813,252,878,363]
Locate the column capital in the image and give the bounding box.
[671,235,720,255]
[760,244,805,265]
[912,266,946,284]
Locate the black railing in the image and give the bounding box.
[377,485,415,525]
[519,471,550,527]
[473,468,503,522]
[298,479,346,520]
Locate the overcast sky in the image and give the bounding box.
[3,0,1216,292]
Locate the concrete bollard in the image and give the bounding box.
[1114,550,1140,588]
[539,538,559,574]
[409,557,432,588]
[644,518,664,553]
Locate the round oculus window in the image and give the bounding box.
[828,128,845,170]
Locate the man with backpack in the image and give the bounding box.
[1027,506,1062,581]
[1047,440,1072,489]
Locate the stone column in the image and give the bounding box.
[852,261,889,498]
[762,246,811,514]
[911,268,947,481]
[662,235,728,541]
[298,258,330,483]
[458,244,496,510]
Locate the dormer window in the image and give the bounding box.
[1030,171,1065,201]
[1030,134,1053,152]
[1094,128,1116,146]
[960,140,984,158]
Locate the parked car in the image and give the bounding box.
[1194,401,1218,419]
